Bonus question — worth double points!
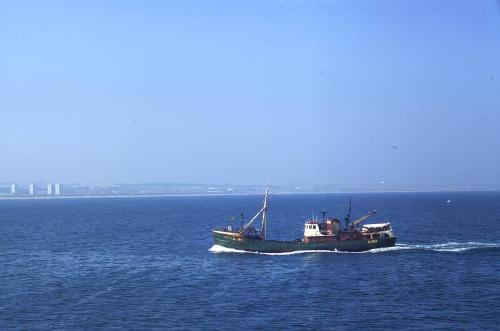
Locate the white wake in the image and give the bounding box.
[382,242,500,253]
[209,245,337,255]
[209,242,500,255]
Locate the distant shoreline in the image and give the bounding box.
[0,189,499,201]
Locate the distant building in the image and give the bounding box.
[55,183,61,195]
[29,184,35,195]
[10,184,16,195]
[47,184,53,195]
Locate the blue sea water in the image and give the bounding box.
[0,192,499,330]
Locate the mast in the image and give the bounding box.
[260,188,269,239]
[344,198,352,230]
[242,189,269,235]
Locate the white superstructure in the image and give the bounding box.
[304,223,322,237]
[361,223,395,239]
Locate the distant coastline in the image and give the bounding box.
[2,181,499,200]
[1,188,499,201]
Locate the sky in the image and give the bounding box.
[1,0,500,189]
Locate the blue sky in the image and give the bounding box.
[1,0,500,188]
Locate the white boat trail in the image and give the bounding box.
[209,242,500,255]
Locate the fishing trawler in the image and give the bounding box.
[212,190,397,253]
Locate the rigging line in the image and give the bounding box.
[243,206,265,229]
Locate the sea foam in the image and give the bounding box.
[209,242,500,255]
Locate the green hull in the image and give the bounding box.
[213,231,397,253]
